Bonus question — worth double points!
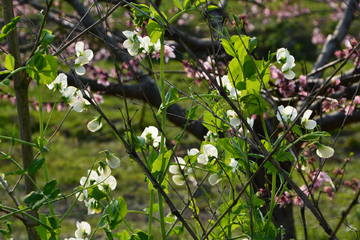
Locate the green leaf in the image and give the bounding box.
[184,0,191,9]
[164,86,179,106]
[303,131,330,140]
[173,0,183,10]
[186,105,198,119]
[4,54,15,71]
[249,37,257,53]
[100,197,128,230]
[0,79,11,87]
[151,150,172,174]
[43,180,57,195]
[23,191,44,205]
[26,53,58,84]
[104,227,114,240]
[169,225,184,236]
[113,230,130,240]
[208,5,218,10]
[27,158,45,175]
[0,17,20,43]
[6,169,26,176]
[218,138,243,158]
[147,19,163,43]
[221,38,237,58]
[130,4,152,28]
[87,186,107,200]
[40,29,55,47]
[240,92,265,115]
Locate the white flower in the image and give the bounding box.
[84,198,102,215]
[75,221,91,239]
[316,145,335,158]
[47,73,67,92]
[140,126,162,148]
[187,148,199,156]
[140,36,160,54]
[276,48,296,80]
[197,144,218,165]
[276,48,291,63]
[247,117,254,128]
[61,86,77,103]
[169,157,186,175]
[172,175,186,186]
[87,116,102,132]
[97,166,117,191]
[301,110,317,130]
[208,173,222,185]
[123,30,143,56]
[204,131,217,142]
[229,158,238,173]
[276,105,297,124]
[69,90,91,112]
[227,110,241,127]
[105,151,120,169]
[216,75,240,99]
[74,42,93,75]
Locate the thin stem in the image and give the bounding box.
[157,33,167,240]
[266,172,277,234]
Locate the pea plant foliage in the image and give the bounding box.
[0,0,360,239]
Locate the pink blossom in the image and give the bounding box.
[344,103,355,115]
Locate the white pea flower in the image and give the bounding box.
[247,117,254,128]
[140,126,162,148]
[87,116,102,132]
[77,170,99,202]
[216,75,240,99]
[61,86,77,103]
[276,48,291,63]
[187,148,199,156]
[75,221,91,239]
[97,166,117,191]
[172,175,186,186]
[227,110,241,127]
[47,73,67,92]
[208,173,222,185]
[204,131,217,142]
[281,57,296,80]
[123,30,143,56]
[169,157,186,174]
[69,90,91,113]
[301,110,317,130]
[276,48,296,80]
[105,151,120,169]
[197,144,218,165]
[229,158,238,173]
[74,42,93,75]
[84,198,102,215]
[316,145,335,159]
[276,105,297,124]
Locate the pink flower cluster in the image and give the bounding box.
[270,66,295,97]
[249,1,309,24]
[334,37,360,67]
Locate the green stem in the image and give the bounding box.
[0,136,39,148]
[36,81,55,217]
[148,189,154,235]
[3,66,34,82]
[260,114,270,141]
[157,33,167,240]
[0,206,52,231]
[266,172,277,234]
[43,91,58,134]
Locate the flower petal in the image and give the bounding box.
[173,175,185,186]
[75,66,86,75]
[208,173,221,185]
[304,119,316,130]
[75,42,84,57]
[316,145,334,158]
